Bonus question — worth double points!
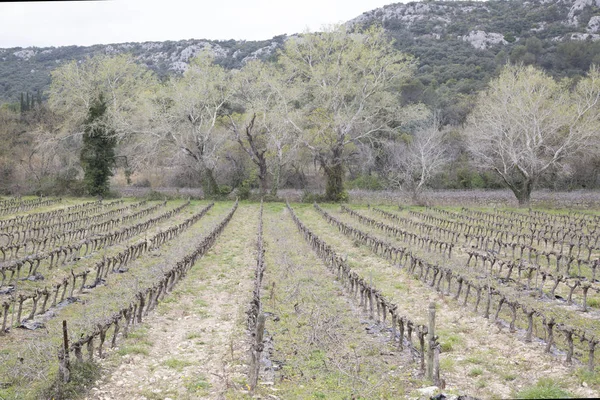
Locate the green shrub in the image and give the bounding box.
[236,179,251,200]
[346,175,384,190]
[302,191,325,203]
[143,190,174,201]
[218,185,232,196]
[468,367,484,377]
[260,193,283,202]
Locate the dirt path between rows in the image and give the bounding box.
[86,205,257,400]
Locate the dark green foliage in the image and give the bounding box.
[80,93,116,196]
[18,91,39,113]
[236,178,252,200]
[346,174,384,191]
[301,191,326,203]
[378,0,600,124]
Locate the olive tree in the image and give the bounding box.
[278,25,424,201]
[466,64,600,205]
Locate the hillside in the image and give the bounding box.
[352,0,600,123]
[2,0,600,123]
[0,36,287,104]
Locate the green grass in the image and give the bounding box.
[515,378,573,399]
[185,375,211,394]
[117,345,150,356]
[575,367,600,386]
[185,331,203,340]
[468,367,484,377]
[139,388,179,400]
[41,361,101,400]
[587,296,600,308]
[439,357,456,372]
[162,358,194,371]
[127,326,149,339]
[439,332,463,352]
[502,372,517,381]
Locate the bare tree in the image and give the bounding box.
[386,116,450,204]
[466,64,600,205]
[228,60,299,196]
[144,52,232,196]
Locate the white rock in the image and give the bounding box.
[568,0,600,25]
[13,49,36,60]
[462,30,507,49]
[588,15,600,33]
[417,386,439,396]
[570,32,600,41]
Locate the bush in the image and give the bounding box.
[143,190,175,201]
[301,191,325,203]
[346,175,384,190]
[207,184,233,200]
[260,194,283,202]
[218,185,232,196]
[236,179,251,200]
[32,175,87,197]
[302,190,349,203]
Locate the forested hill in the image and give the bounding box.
[352,0,600,124]
[0,35,288,105]
[2,0,600,123]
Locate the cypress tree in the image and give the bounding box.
[80,93,116,196]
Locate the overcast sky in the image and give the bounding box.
[0,0,400,48]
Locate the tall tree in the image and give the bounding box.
[466,64,600,205]
[47,54,156,190]
[386,116,450,203]
[147,52,232,196]
[228,60,298,196]
[48,54,156,140]
[278,25,425,201]
[80,93,116,196]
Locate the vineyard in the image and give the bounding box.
[0,197,599,399]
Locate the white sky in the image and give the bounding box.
[0,0,400,48]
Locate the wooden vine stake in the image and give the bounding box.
[58,320,71,383]
[427,302,440,386]
[249,313,266,392]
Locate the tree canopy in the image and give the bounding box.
[466,64,600,205]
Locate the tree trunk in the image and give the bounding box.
[258,158,268,197]
[513,180,534,207]
[270,162,281,197]
[494,167,534,207]
[324,145,345,202]
[202,167,219,197]
[509,176,534,207]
